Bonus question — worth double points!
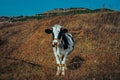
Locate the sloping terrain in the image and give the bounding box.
[0,12,120,80]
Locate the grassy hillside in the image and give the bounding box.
[0,12,120,80]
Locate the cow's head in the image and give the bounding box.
[45,24,68,47]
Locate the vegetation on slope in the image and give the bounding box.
[0,12,120,80]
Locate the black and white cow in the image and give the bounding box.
[45,24,74,76]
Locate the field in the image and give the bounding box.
[0,12,120,80]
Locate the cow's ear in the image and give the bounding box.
[62,29,68,33]
[45,29,52,34]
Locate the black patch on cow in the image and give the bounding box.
[52,32,54,40]
[67,34,75,49]
[58,28,62,39]
[61,34,69,49]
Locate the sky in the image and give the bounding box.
[0,0,120,16]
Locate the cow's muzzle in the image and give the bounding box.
[52,42,59,47]
[52,38,60,47]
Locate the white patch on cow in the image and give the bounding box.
[52,24,62,46]
[52,24,62,38]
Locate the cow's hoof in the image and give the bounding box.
[61,71,65,76]
[56,71,61,76]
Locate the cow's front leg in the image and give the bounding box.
[61,64,65,76]
[56,64,61,75]
[55,55,61,76]
[61,54,68,76]
[53,47,61,75]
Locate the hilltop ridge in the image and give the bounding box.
[44,8,90,14]
[0,8,116,22]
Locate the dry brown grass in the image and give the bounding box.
[0,12,120,80]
